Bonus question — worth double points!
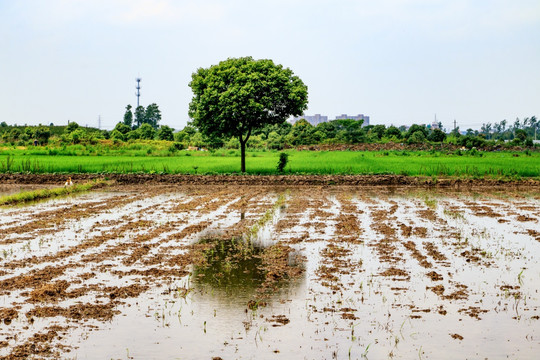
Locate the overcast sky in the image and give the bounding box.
[1,0,539,131]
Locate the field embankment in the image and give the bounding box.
[0,173,539,188]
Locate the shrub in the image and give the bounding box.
[158,125,174,141]
[110,129,125,142]
[168,142,184,152]
[277,152,289,173]
[407,130,426,144]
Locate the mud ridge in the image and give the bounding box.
[1,173,539,188]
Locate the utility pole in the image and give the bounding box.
[453,119,457,131]
[136,78,141,108]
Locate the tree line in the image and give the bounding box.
[0,115,538,150]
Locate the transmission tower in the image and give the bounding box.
[136,78,141,108]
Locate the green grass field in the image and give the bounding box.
[0,149,538,178]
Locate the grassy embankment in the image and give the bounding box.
[0,180,108,206]
[0,146,539,178]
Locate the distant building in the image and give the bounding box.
[290,114,328,126]
[291,113,370,126]
[334,114,370,126]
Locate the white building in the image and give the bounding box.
[334,114,370,126]
[291,113,370,126]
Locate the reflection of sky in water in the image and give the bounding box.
[2,188,538,359]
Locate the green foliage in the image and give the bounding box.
[66,122,79,133]
[1,150,538,178]
[277,152,289,172]
[168,142,185,152]
[406,124,428,139]
[110,129,125,141]
[123,104,133,127]
[145,103,162,129]
[428,128,447,142]
[69,129,86,144]
[127,128,141,140]
[114,122,131,135]
[139,123,156,140]
[267,131,283,150]
[134,106,145,128]
[369,124,386,140]
[384,126,402,139]
[225,137,240,149]
[457,135,485,149]
[157,125,174,141]
[288,119,316,145]
[34,126,51,145]
[189,56,308,172]
[408,130,426,144]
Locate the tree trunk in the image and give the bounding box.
[239,128,251,173]
[240,138,246,173]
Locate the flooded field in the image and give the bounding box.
[0,184,539,359]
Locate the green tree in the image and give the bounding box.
[66,122,79,133]
[316,121,337,139]
[384,126,402,139]
[110,129,125,141]
[114,122,131,135]
[450,127,461,138]
[267,131,283,150]
[134,106,145,128]
[157,125,174,141]
[333,119,365,143]
[33,126,51,144]
[515,129,527,142]
[127,129,141,140]
[139,123,156,140]
[145,103,161,129]
[368,124,386,140]
[189,57,308,172]
[427,128,446,143]
[289,119,315,145]
[406,124,428,139]
[189,132,206,147]
[70,128,86,144]
[408,130,426,144]
[9,128,21,141]
[123,104,133,128]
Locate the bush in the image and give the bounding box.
[110,129,125,142]
[158,125,174,141]
[168,142,185,152]
[407,130,426,144]
[277,152,289,173]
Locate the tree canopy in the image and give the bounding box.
[188,56,308,172]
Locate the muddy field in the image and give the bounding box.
[0,184,539,359]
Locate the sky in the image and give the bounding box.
[1,0,539,131]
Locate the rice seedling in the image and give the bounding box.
[0,179,109,206]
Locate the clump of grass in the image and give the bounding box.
[0,179,109,206]
[249,191,288,239]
